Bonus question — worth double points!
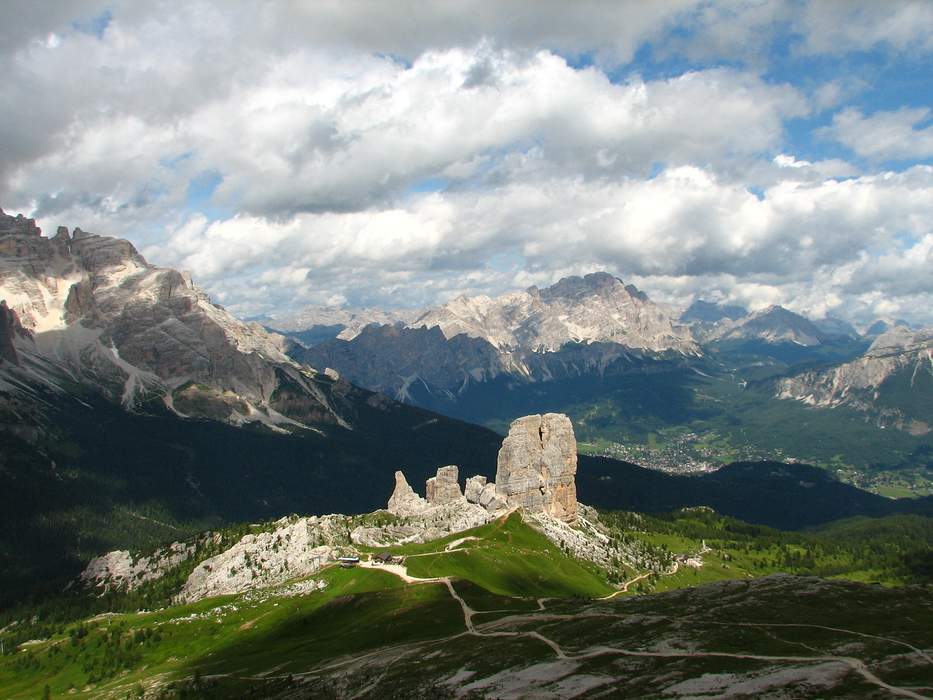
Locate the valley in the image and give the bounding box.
[1,210,932,699]
[275,278,933,496]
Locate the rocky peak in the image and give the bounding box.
[387,471,429,516]
[867,327,933,356]
[706,305,829,346]
[0,209,357,430]
[425,465,463,505]
[410,273,698,355]
[495,413,578,522]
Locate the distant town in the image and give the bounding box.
[579,433,933,498]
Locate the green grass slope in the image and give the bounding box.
[399,512,615,598]
[5,506,933,699]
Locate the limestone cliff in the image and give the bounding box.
[495,413,578,522]
[386,471,429,516]
[388,413,579,524]
[425,465,463,505]
[776,327,933,435]
[0,208,356,429]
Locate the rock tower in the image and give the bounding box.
[386,413,578,523]
[495,413,578,521]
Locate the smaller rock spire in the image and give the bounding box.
[386,471,428,516]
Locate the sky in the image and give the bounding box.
[1,1,932,327]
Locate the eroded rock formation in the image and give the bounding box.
[426,465,462,505]
[387,471,429,516]
[495,413,578,522]
[388,413,578,523]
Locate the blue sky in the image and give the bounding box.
[1,0,932,327]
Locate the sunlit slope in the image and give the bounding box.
[5,508,933,698]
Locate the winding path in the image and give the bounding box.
[361,558,932,699]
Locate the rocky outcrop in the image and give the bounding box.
[495,413,578,522]
[177,516,345,603]
[384,464,499,540]
[387,471,429,516]
[79,541,195,592]
[426,465,463,505]
[464,474,507,511]
[776,327,933,434]
[388,413,579,524]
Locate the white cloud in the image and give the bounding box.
[7,38,807,224]
[140,164,933,322]
[820,107,933,161]
[797,0,933,56]
[2,1,933,325]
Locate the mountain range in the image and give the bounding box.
[0,209,504,597]
[3,209,933,699]
[2,207,932,599]
[272,270,933,490]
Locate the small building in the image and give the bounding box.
[374,551,393,565]
[338,556,360,568]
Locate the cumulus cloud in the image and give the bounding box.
[142,164,933,321]
[820,107,933,161]
[7,40,808,224]
[1,0,932,325]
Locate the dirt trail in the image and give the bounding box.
[361,556,931,698]
[598,562,681,600]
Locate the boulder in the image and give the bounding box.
[464,475,487,504]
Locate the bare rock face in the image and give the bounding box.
[776,327,933,435]
[0,209,359,429]
[425,465,463,505]
[464,475,487,504]
[387,471,429,516]
[495,413,578,522]
[382,467,495,542]
[178,518,335,603]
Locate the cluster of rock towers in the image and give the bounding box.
[387,413,578,522]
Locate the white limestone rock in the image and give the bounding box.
[177,516,342,603]
[0,209,353,430]
[426,465,463,505]
[387,471,429,516]
[80,541,195,592]
[464,474,487,504]
[495,413,578,522]
[776,326,933,435]
[465,474,507,511]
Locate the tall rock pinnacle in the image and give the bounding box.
[495,413,578,522]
